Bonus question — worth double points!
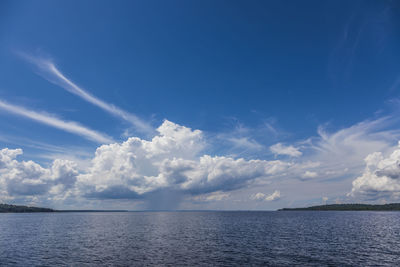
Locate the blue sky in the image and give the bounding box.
[0,0,400,210]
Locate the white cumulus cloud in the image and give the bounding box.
[5,115,398,208]
[0,148,79,198]
[349,141,400,199]
[270,143,302,157]
[251,190,281,201]
[79,120,290,200]
[0,120,292,207]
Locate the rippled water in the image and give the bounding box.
[1,211,400,266]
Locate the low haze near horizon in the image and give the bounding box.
[0,0,400,210]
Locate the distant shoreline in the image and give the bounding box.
[0,204,130,213]
[59,210,128,212]
[0,203,55,213]
[4,202,400,213]
[278,203,400,211]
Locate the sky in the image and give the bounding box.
[0,0,400,210]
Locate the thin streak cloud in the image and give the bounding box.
[20,53,154,134]
[0,100,113,143]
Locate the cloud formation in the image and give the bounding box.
[0,120,290,208]
[0,148,78,198]
[1,112,399,208]
[302,171,318,179]
[227,137,264,151]
[350,141,400,199]
[0,100,112,143]
[297,117,400,182]
[79,120,290,200]
[270,143,302,157]
[21,54,153,134]
[251,190,281,201]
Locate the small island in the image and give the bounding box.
[279,203,400,211]
[0,203,55,213]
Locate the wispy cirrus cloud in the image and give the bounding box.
[20,53,154,134]
[284,117,400,184]
[0,100,113,143]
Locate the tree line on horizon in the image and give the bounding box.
[279,203,400,211]
[0,203,55,213]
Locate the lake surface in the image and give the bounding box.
[0,211,400,266]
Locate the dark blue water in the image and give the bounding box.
[0,211,400,266]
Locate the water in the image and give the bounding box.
[0,211,400,266]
